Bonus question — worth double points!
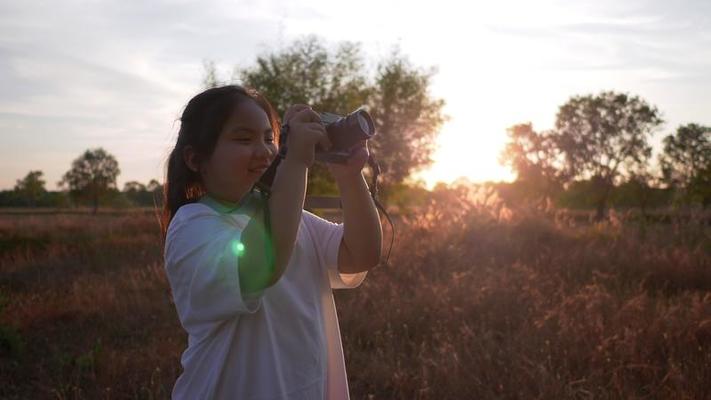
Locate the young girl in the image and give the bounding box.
[161,85,382,399]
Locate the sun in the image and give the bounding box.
[415,118,515,189]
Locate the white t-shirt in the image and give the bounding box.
[164,194,367,400]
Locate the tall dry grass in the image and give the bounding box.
[338,196,711,399]
[1,212,180,399]
[0,199,709,399]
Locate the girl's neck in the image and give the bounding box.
[201,189,253,213]
[210,194,242,207]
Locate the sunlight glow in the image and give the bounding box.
[231,240,245,257]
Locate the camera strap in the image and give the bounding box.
[366,153,394,267]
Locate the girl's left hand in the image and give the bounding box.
[327,140,369,182]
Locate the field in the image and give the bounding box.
[1,200,710,399]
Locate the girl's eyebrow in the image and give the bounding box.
[230,127,274,135]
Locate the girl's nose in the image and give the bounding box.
[256,140,276,159]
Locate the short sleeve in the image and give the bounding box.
[164,205,263,335]
[302,210,367,290]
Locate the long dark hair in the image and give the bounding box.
[160,85,280,240]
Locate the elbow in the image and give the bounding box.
[339,237,382,273]
[362,240,383,270]
[358,251,382,272]
[339,252,380,274]
[368,250,382,269]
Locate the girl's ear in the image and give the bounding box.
[182,146,201,173]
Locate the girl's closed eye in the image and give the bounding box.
[232,133,274,144]
[235,137,274,144]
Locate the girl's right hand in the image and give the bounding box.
[283,105,332,168]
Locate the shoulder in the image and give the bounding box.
[164,203,249,259]
[301,209,319,225]
[300,210,342,246]
[167,203,219,236]
[170,203,249,232]
[301,209,340,233]
[173,202,219,223]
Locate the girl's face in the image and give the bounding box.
[197,99,277,204]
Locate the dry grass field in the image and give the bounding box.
[0,199,709,399]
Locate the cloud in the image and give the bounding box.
[0,0,291,189]
[0,0,709,189]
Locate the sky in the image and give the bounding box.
[1,0,710,191]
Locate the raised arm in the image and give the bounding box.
[239,106,332,293]
[329,142,383,274]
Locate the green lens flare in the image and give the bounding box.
[231,240,245,257]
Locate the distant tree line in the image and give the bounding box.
[1,148,163,213]
[3,38,707,216]
[499,91,710,218]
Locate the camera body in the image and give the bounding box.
[311,110,375,163]
[256,108,376,192]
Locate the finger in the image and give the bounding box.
[348,151,369,169]
[303,122,327,133]
[318,132,332,151]
[349,139,367,151]
[302,126,330,149]
[291,107,321,124]
[283,104,310,123]
[348,146,368,158]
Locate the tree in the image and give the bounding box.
[147,179,164,207]
[552,91,663,219]
[146,179,162,193]
[368,49,447,188]
[611,173,659,215]
[202,59,220,89]
[238,36,446,194]
[240,36,372,117]
[659,123,711,206]
[121,179,163,207]
[239,37,373,195]
[499,123,563,207]
[14,170,46,207]
[58,148,120,213]
[123,180,146,206]
[123,181,146,193]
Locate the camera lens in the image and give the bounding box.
[357,113,370,135]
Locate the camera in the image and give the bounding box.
[256,108,376,191]
[309,109,376,163]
